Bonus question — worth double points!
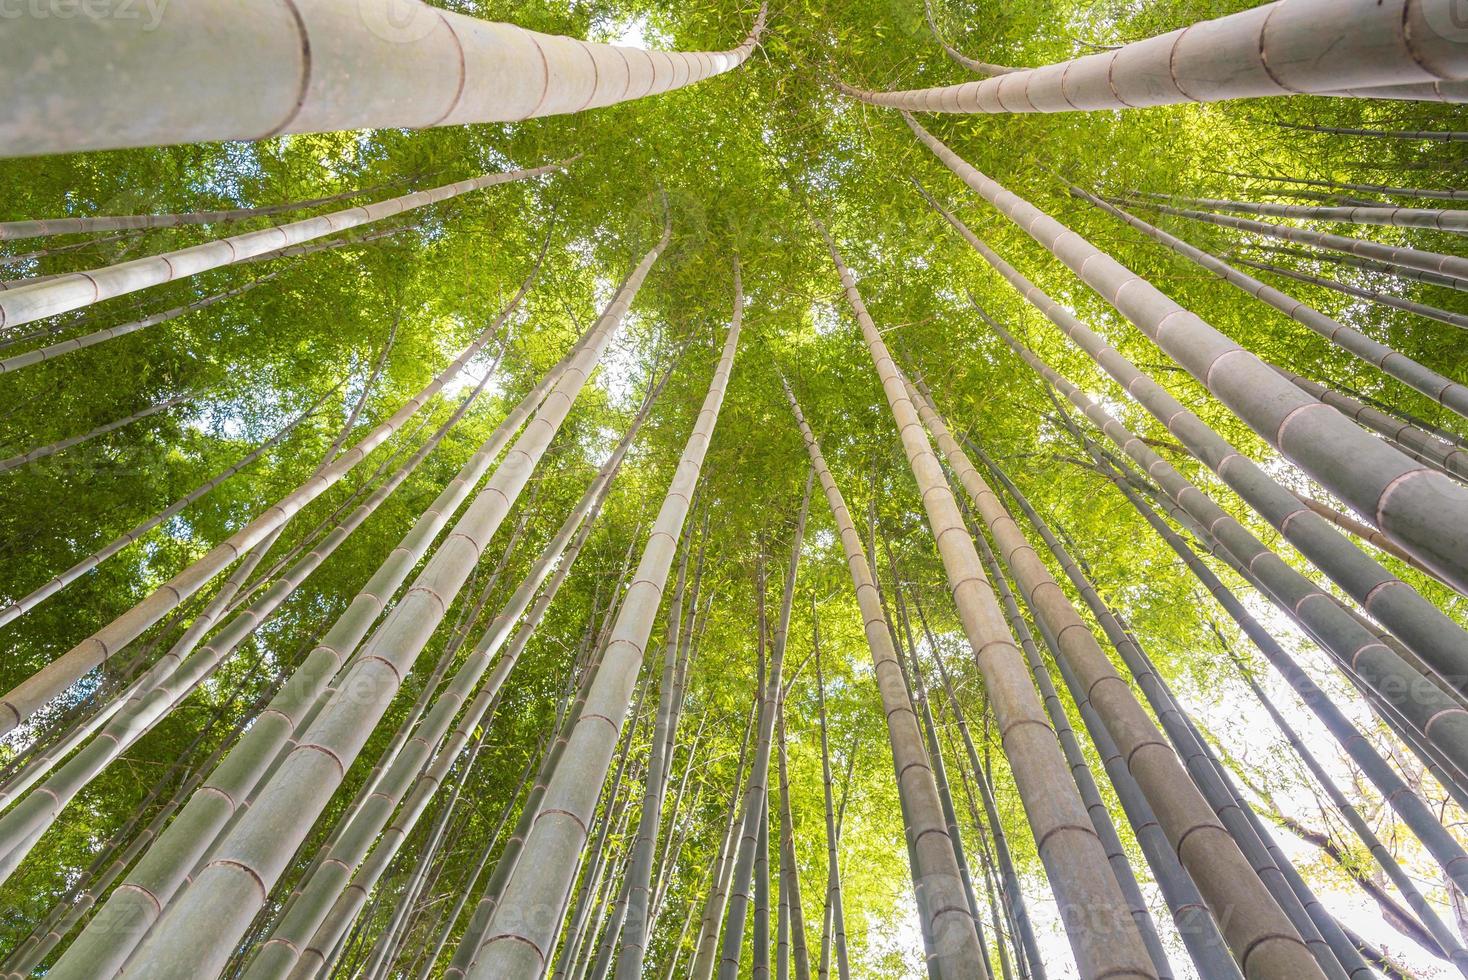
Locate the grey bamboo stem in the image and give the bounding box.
[910,376,1308,978]
[838,0,1468,112]
[1273,365,1468,482]
[120,232,645,979]
[1128,197,1468,286]
[786,373,1000,980]
[461,254,738,978]
[0,182,402,240]
[910,117,1468,596]
[690,697,758,980]
[958,529,1193,979]
[248,368,657,980]
[0,277,272,374]
[1227,648,1468,976]
[917,178,1468,686]
[0,389,194,473]
[1136,190,1468,235]
[1067,188,1468,420]
[0,249,538,741]
[1233,253,1468,331]
[812,612,851,980]
[1040,381,1468,903]
[0,3,767,155]
[0,162,564,330]
[616,510,700,977]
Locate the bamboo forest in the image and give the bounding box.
[3,0,1468,977]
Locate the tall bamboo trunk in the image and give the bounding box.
[615,510,698,977]
[949,535,1194,979]
[1234,253,1468,331]
[117,228,656,980]
[457,260,741,978]
[1134,190,1468,234]
[0,382,333,627]
[0,248,543,741]
[909,118,1468,595]
[690,698,759,980]
[776,702,813,980]
[921,189,1468,700]
[0,389,194,473]
[925,611,1044,980]
[1064,187,1468,420]
[1126,197,1468,285]
[1227,647,1468,976]
[0,162,563,330]
[786,375,1005,980]
[1272,366,1468,481]
[838,0,1468,112]
[921,0,1016,76]
[1008,338,1468,900]
[812,613,851,980]
[245,367,658,980]
[0,181,407,240]
[907,375,1308,978]
[722,557,782,980]
[0,3,767,155]
[819,225,1156,979]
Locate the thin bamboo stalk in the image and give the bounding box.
[1234,254,1468,331]
[690,698,758,980]
[0,389,194,473]
[1211,170,1468,203]
[812,613,850,980]
[0,162,564,330]
[1266,120,1468,142]
[616,508,699,977]
[928,192,1468,693]
[0,247,541,741]
[459,259,739,978]
[1065,188,1468,420]
[910,118,1468,595]
[922,0,1017,76]
[1225,644,1468,976]
[1127,197,1468,286]
[1133,191,1468,235]
[115,235,645,979]
[0,3,767,155]
[0,182,404,240]
[786,375,1006,980]
[267,366,658,980]
[0,277,272,374]
[913,371,1320,976]
[838,0,1468,112]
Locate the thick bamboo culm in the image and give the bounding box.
[906,377,1318,979]
[909,118,1468,597]
[839,0,1468,113]
[1067,188,1468,420]
[916,185,1468,702]
[459,256,738,978]
[0,1,767,156]
[111,232,656,980]
[819,223,1156,979]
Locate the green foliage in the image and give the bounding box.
[0,0,1465,976]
